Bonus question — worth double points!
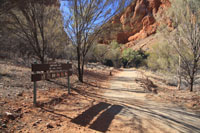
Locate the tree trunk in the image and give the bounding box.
[77,46,83,82]
[190,77,194,92]
[78,71,83,82]
[190,60,197,92]
[177,77,182,90]
[81,56,85,82]
[177,55,181,90]
[40,56,45,64]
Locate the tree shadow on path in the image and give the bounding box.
[71,102,123,132]
[89,105,123,132]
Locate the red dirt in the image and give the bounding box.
[0,62,118,133]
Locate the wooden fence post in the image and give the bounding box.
[68,73,70,94]
[33,81,37,105]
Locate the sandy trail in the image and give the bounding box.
[102,69,200,133]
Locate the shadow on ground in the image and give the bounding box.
[71,102,123,132]
[36,76,200,133]
[72,85,200,133]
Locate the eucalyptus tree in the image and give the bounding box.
[162,0,200,91]
[0,0,16,57]
[62,0,130,82]
[8,0,66,63]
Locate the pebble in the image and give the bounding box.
[46,123,54,128]
[32,123,37,127]
[32,119,42,127]
[56,123,61,127]
[17,92,23,97]
[15,108,22,113]
[36,119,42,123]
[5,112,15,120]
[2,124,7,128]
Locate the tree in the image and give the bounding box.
[162,0,200,91]
[0,0,17,58]
[0,0,15,16]
[8,0,67,63]
[62,0,130,82]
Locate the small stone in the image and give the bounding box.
[5,112,15,120]
[2,124,7,128]
[15,108,22,113]
[46,123,54,128]
[34,119,42,125]
[17,92,23,97]
[56,123,61,127]
[32,123,37,127]
[192,103,197,107]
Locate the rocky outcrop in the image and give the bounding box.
[128,14,157,42]
[101,0,171,46]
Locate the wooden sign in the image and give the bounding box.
[31,71,72,82]
[32,63,72,72]
[31,63,73,105]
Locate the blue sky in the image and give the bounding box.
[59,0,68,16]
[59,0,132,21]
[58,0,132,38]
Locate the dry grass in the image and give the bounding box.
[139,69,200,111]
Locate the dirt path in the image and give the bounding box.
[3,67,199,133]
[100,69,200,133]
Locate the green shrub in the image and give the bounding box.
[105,47,121,68]
[103,59,113,67]
[110,40,122,49]
[93,44,109,63]
[147,41,178,72]
[88,41,149,68]
[87,42,121,68]
[121,48,148,68]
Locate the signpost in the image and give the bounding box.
[31,63,72,105]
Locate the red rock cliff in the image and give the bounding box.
[100,0,170,45]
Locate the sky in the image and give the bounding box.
[58,0,132,39]
[59,0,68,17]
[59,0,132,20]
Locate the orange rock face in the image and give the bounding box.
[103,0,170,44]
